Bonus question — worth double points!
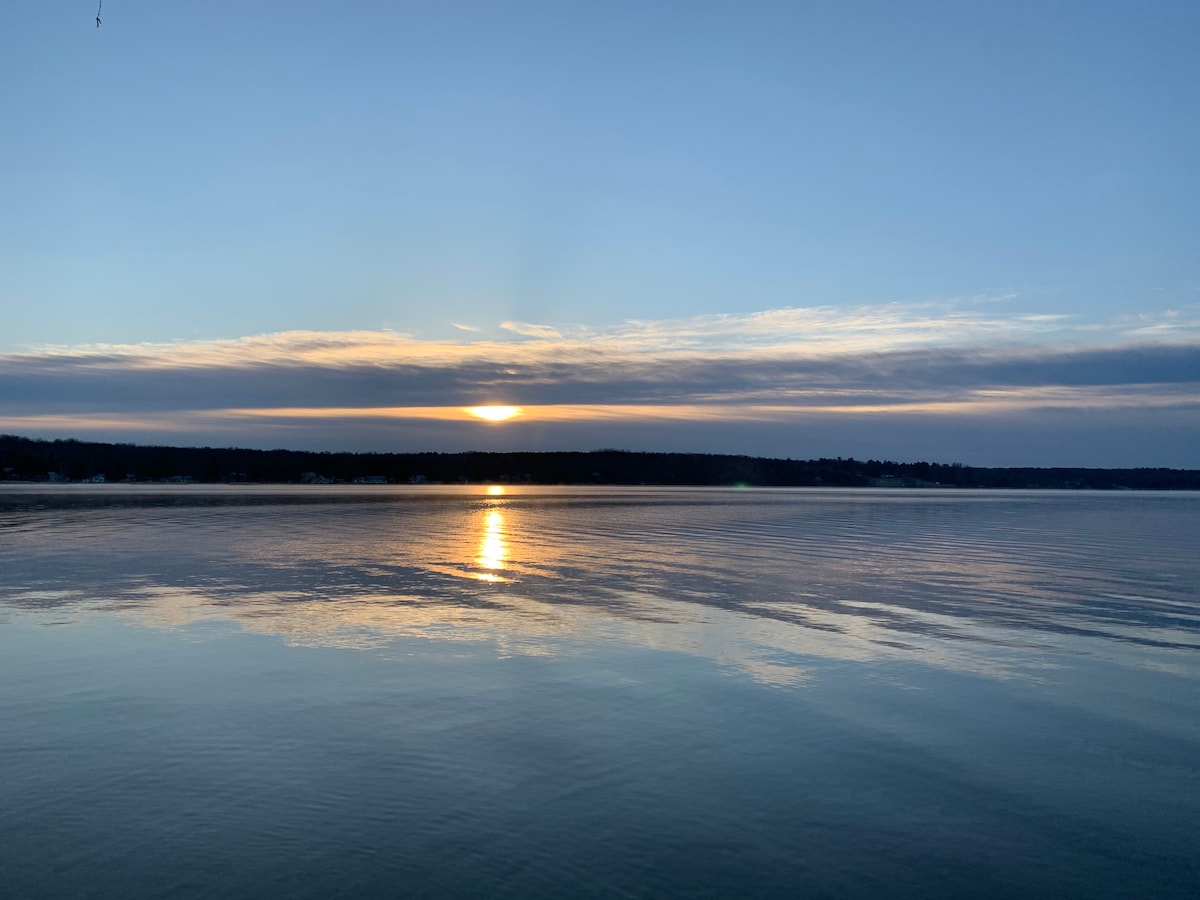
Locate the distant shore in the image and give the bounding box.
[2,434,1198,490]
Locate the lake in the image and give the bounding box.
[2,485,1198,898]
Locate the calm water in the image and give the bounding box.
[2,486,1198,898]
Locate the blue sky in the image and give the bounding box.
[2,1,1198,466]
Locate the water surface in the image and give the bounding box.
[2,486,1198,897]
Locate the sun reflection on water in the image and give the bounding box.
[474,509,508,582]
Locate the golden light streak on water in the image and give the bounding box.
[473,509,508,582]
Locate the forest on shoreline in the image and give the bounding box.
[2,434,1198,490]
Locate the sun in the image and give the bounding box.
[465,405,523,422]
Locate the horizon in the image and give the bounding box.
[4,432,1199,474]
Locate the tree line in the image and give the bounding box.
[2,434,1198,490]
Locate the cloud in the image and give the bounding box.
[500,321,564,340]
[12,295,1092,372]
[3,338,1195,413]
[1117,305,1200,340]
[2,299,1198,465]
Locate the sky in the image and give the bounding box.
[2,1,1198,467]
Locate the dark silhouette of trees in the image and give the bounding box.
[2,434,1198,489]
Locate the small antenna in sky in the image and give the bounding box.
[96,0,102,28]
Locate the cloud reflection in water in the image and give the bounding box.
[1,486,1198,688]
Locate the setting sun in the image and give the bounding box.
[465,405,523,422]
